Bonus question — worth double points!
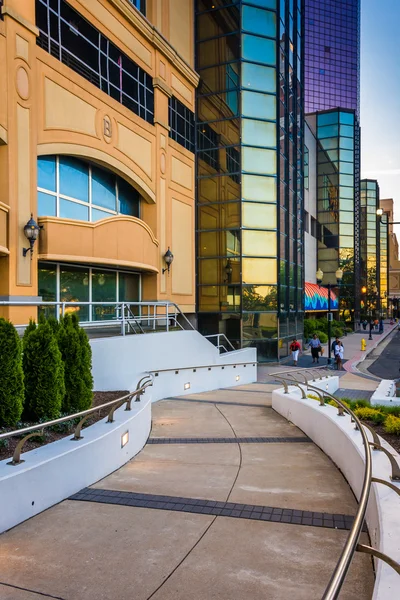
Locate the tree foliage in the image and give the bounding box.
[0,319,24,427]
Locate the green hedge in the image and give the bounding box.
[23,320,65,421]
[0,318,24,427]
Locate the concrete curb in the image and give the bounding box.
[347,324,398,376]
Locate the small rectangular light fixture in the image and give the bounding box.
[236,375,240,382]
[184,382,191,390]
[121,431,129,448]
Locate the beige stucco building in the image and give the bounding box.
[0,0,198,324]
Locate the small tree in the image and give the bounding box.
[0,319,24,427]
[23,320,65,421]
[57,314,93,413]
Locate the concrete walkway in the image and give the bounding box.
[0,386,373,600]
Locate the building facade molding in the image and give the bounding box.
[1,5,40,37]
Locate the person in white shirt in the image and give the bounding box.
[334,340,344,370]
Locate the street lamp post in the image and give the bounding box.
[316,268,343,365]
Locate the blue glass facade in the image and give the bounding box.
[195,0,304,361]
[304,0,360,118]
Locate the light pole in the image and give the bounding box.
[316,268,343,364]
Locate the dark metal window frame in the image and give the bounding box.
[169,96,195,153]
[35,0,154,124]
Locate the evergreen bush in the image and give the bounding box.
[314,330,328,344]
[354,407,385,425]
[383,415,400,435]
[23,320,64,421]
[0,318,24,427]
[57,314,93,413]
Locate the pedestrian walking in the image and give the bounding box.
[334,340,344,370]
[308,333,322,364]
[290,338,301,366]
[362,319,368,330]
[379,318,384,333]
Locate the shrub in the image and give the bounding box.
[23,320,65,421]
[57,315,93,413]
[331,327,344,338]
[384,415,400,435]
[354,407,385,424]
[314,330,328,344]
[0,319,24,427]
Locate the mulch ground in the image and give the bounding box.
[364,420,400,454]
[0,391,129,462]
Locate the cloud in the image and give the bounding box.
[363,169,400,177]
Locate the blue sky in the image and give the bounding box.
[361,0,400,238]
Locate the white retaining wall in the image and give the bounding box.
[0,392,152,534]
[370,380,400,407]
[90,330,257,396]
[273,383,400,600]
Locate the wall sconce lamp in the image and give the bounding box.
[224,258,233,283]
[22,214,41,259]
[162,247,174,274]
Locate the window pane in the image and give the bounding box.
[242,91,276,120]
[242,34,275,65]
[243,230,277,256]
[340,125,354,138]
[318,111,338,126]
[242,174,276,202]
[118,177,140,217]
[242,6,276,38]
[242,202,276,228]
[339,137,354,150]
[92,208,111,221]
[242,62,276,93]
[60,199,89,221]
[198,286,241,312]
[60,265,89,321]
[38,156,56,191]
[242,285,277,310]
[92,166,117,210]
[242,119,276,147]
[339,112,354,125]
[38,262,57,319]
[243,0,276,8]
[38,191,56,216]
[242,147,276,175]
[59,156,89,202]
[243,312,278,338]
[92,270,117,321]
[119,273,140,302]
[242,257,277,284]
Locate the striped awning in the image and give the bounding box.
[305,282,338,312]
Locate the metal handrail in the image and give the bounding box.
[205,333,236,353]
[274,369,400,599]
[0,375,153,466]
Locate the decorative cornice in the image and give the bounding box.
[0,125,7,145]
[0,200,10,212]
[1,6,39,36]
[153,119,170,131]
[108,0,199,88]
[153,77,172,97]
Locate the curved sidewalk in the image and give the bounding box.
[0,386,373,600]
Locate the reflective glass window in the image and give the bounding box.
[92,270,117,321]
[60,265,90,321]
[198,286,241,312]
[340,199,354,211]
[242,119,276,147]
[339,137,354,151]
[242,147,276,175]
[242,202,276,228]
[242,34,276,65]
[119,272,140,302]
[242,174,276,202]
[242,90,276,120]
[60,198,89,221]
[59,157,89,202]
[340,187,353,199]
[340,150,353,162]
[118,178,140,217]
[92,166,116,210]
[242,285,277,310]
[340,212,353,224]
[38,191,56,216]
[242,62,276,93]
[318,124,339,138]
[38,156,56,191]
[242,257,277,284]
[340,224,354,236]
[243,230,277,256]
[340,174,354,187]
[38,264,57,302]
[243,0,276,8]
[242,6,276,38]
[340,125,354,138]
[317,112,338,126]
[243,312,278,338]
[92,208,111,221]
[340,236,354,247]
[339,162,354,175]
[339,112,354,125]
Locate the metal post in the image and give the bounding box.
[327,283,332,365]
[166,302,169,332]
[121,303,125,336]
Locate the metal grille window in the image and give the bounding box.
[127,0,146,16]
[35,0,154,124]
[226,147,240,183]
[197,123,219,170]
[168,96,195,153]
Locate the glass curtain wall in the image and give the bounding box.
[195,0,304,362]
[316,109,358,325]
[380,214,389,318]
[360,180,380,318]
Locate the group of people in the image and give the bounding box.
[289,334,344,369]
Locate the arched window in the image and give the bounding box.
[37,156,140,222]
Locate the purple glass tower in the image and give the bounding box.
[304,0,360,118]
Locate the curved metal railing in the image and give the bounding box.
[0,375,153,466]
[269,367,400,599]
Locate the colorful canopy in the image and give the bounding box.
[305,282,338,312]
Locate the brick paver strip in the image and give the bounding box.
[147,437,311,444]
[70,488,366,532]
[335,389,374,401]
